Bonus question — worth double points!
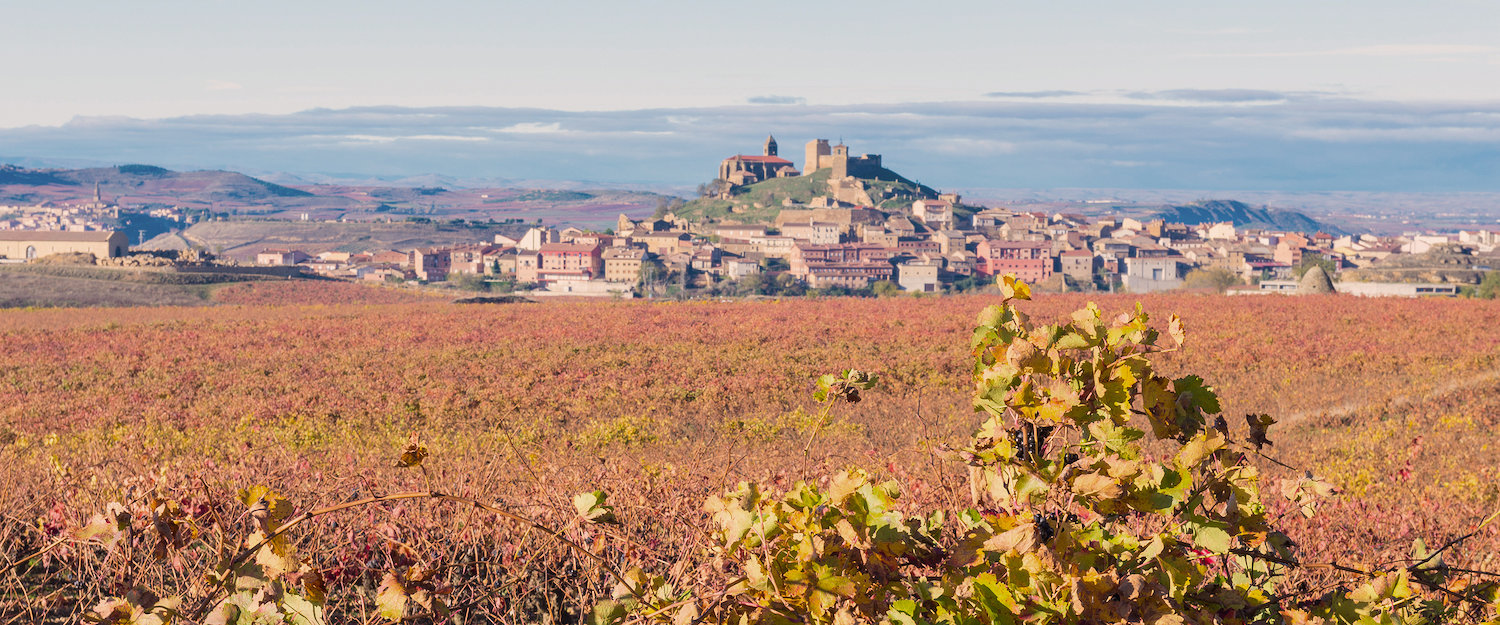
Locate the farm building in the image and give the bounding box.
[0,230,129,260]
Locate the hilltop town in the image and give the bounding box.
[3,138,1500,300]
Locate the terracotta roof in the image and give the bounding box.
[727,155,794,164]
[539,243,600,253]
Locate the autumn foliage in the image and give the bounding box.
[1,282,1498,623]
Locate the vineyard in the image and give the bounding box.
[2,286,1498,623]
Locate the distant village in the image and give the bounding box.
[3,138,1499,298]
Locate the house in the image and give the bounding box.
[355,265,405,282]
[410,248,453,281]
[974,240,1052,282]
[256,248,311,266]
[790,243,895,273]
[370,250,408,265]
[690,247,720,272]
[801,261,895,289]
[1057,249,1096,282]
[932,230,966,255]
[972,208,1012,230]
[1122,256,1183,293]
[0,230,130,260]
[714,224,767,240]
[911,199,954,229]
[895,237,941,255]
[781,221,842,245]
[897,258,942,293]
[723,257,761,279]
[602,247,647,283]
[517,227,560,252]
[632,231,692,255]
[449,245,498,275]
[749,235,798,259]
[539,242,603,279]
[1204,222,1238,240]
[515,252,541,283]
[490,251,519,276]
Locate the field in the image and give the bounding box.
[0,269,441,309]
[2,292,1498,622]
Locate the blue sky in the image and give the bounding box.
[2,1,1497,191]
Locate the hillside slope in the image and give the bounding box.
[1154,199,1339,234]
[675,168,940,224]
[141,220,531,260]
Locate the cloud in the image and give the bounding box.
[747,95,806,105]
[1127,89,1290,103]
[985,91,1086,99]
[3,98,1498,192]
[1208,44,1497,59]
[491,122,566,134]
[205,80,243,91]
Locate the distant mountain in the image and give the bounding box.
[0,165,72,186]
[52,165,314,201]
[0,163,664,228]
[1153,200,1341,234]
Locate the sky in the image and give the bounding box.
[2,1,1498,191]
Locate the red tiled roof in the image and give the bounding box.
[727,155,794,164]
[539,243,600,253]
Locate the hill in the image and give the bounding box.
[139,220,533,261]
[1154,199,1339,234]
[674,167,941,224]
[0,163,665,228]
[58,164,314,201]
[1342,243,1500,284]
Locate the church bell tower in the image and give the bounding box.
[764,134,778,157]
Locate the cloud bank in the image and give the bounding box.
[1,93,1497,192]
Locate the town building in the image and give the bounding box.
[602,247,647,283]
[538,242,603,280]
[719,136,800,186]
[256,249,311,266]
[1122,256,1183,293]
[410,248,453,281]
[975,240,1052,282]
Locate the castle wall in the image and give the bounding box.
[804,139,831,175]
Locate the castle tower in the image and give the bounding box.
[764,134,778,157]
[94,182,102,204]
[831,144,851,178]
[804,139,831,175]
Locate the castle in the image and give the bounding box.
[802,139,883,179]
[718,135,889,189]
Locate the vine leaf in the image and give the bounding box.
[397,442,429,468]
[574,491,619,525]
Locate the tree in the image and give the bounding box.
[1182,266,1241,292]
[1477,270,1500,299]
[871,279,901,297]
[637,259,667,297]
[1294,254,1338,278]
[772,273,806,296]
[735,273,766,296]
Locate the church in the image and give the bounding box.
[718,135,800,186]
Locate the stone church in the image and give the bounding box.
[718,135,800,186]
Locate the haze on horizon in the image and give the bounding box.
[3,1,1497,193]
